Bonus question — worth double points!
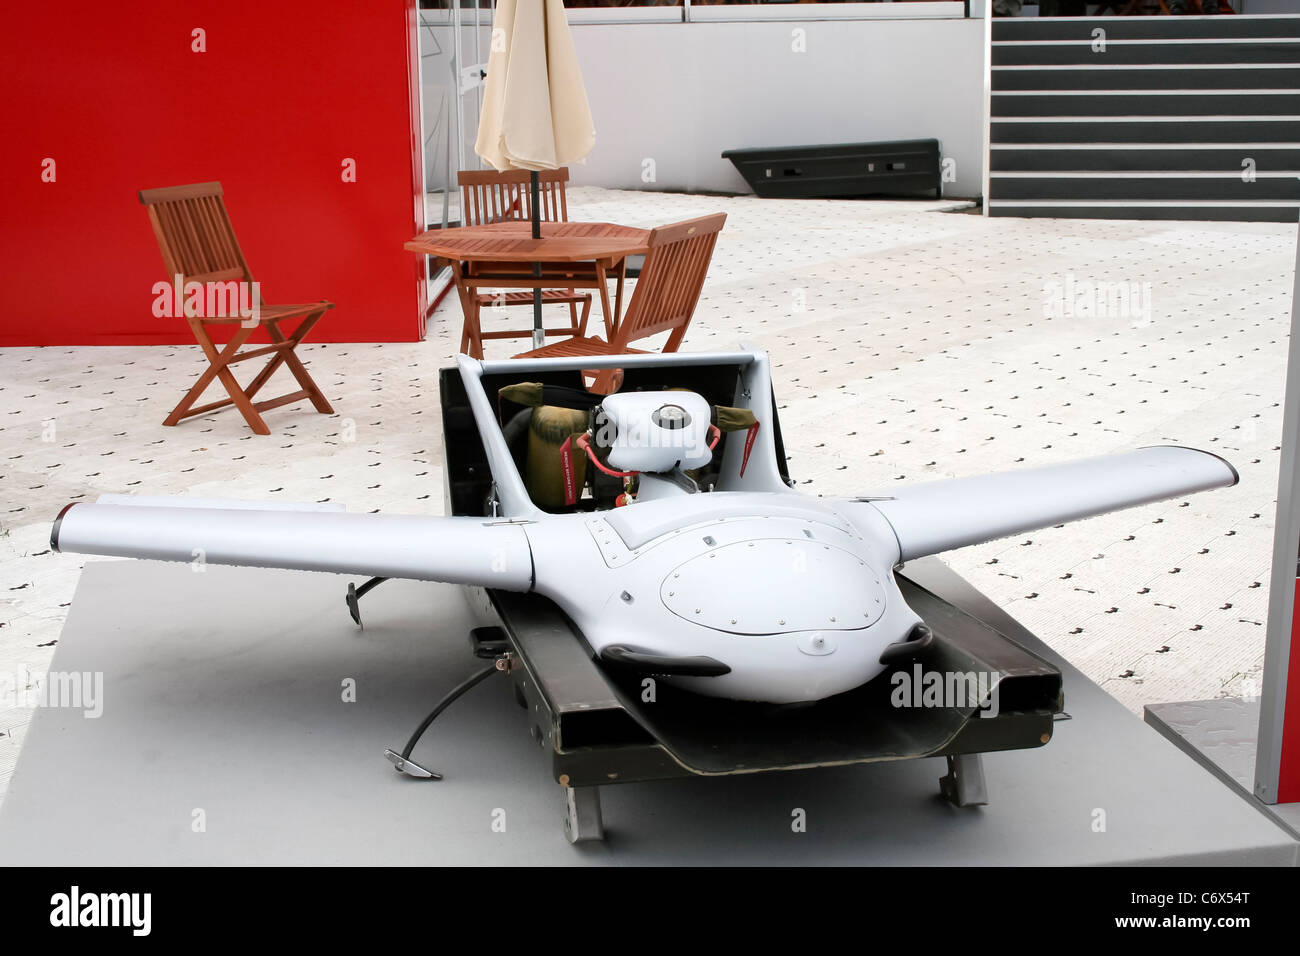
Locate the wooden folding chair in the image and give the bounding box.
[455,167,598,353]
[513,212,726,392]
[139,182,335,435]
[460,166,571,226]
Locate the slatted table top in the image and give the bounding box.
[405,220,650,263]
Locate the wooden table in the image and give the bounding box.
[405,221,650,358]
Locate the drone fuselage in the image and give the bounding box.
[523,488,920,703]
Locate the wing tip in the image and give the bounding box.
[1209,450,1241,487]
[50,502,78,553]
[1145,445,1239,488]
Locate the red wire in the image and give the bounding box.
[576,434,639,478]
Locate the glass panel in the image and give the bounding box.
[417,0,496,230]
[418,5,460,229]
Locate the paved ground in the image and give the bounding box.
[1,186,1295,803]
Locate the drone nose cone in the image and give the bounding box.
[660,538,886,634]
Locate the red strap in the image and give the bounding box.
[740,422,760,478]
[559,436,580,507]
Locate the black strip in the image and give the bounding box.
[600,645,731,678]
[988,204,1300,223]
[990,146,1300,172]
[993,93,1300,118]
[993,42,1300,67]
[993,66,1300,90]
[992,119,1300,143]
[994,17,1300,43]
[768,385,792,488]
[989,176,1300,202]
[3,869,1294,941]
[49,502,76,553]
[539,383,605,411]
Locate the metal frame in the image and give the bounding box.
[455,350,766,520]
[1256,225,1300,805]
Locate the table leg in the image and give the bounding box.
[450,261,484,360]
[594,261,616,341]
[613,258,628,332]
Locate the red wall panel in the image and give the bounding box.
[0,1,425,346]
[1280,579,1300,803]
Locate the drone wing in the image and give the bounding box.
[858,446,1238,562]
[51,498,534,590]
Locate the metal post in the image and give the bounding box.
[531,169,545,349]
[980,0,993,217]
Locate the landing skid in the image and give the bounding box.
[563,786,604,844]
[940,753,989,808]
[353,570,1055,842]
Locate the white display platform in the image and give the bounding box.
[1145,699,1300,841]
[0,560,1295,866]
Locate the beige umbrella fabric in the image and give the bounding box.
[475,0,596,172]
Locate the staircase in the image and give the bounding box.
[987,14,1300,221]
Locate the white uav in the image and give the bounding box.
[52,350,1237,704]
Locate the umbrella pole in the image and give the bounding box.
[530,170,545,350]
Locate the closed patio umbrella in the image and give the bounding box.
[475,0,596,349]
